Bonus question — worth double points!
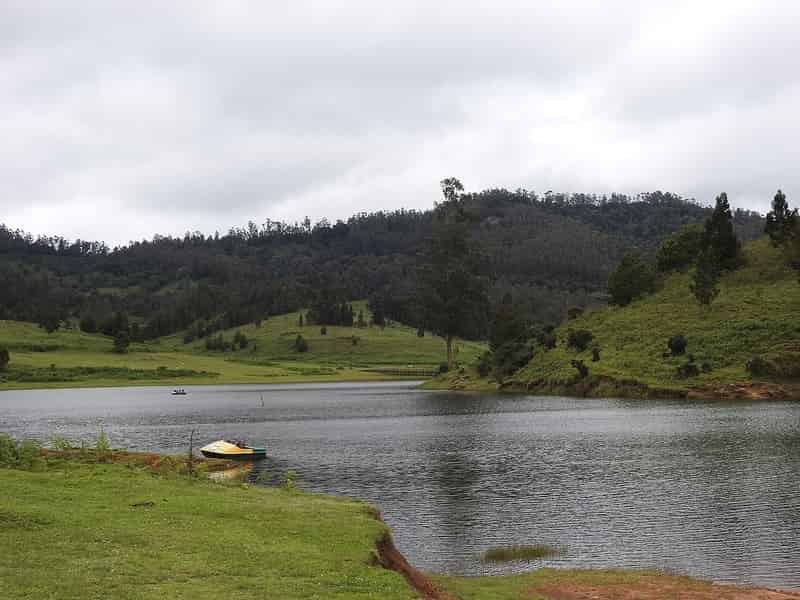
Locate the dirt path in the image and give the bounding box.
[529,573,800,600]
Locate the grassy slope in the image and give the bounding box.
[510,238,800,393]
[0,303,485,389]
[0,462,415,600]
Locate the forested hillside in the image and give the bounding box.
[0,188,763,340]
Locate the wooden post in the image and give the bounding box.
[188,428,196,475]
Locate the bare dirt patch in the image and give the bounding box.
[529,573,800,600]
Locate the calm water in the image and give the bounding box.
[1,381,799,590]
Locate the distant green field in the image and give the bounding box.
[510,238,800,392]
[0,303,485,389]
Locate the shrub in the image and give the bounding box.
[493,342,532,381]
[567,306,583,320]
[668,335,687,356]
[417,328,425,337]
[676,361,700,378]
[0,435,43,470]
[476,352,491,377]
[591,347,601,362]
[49,435,73,451]
[438,362,450,374]
[538,331,556,350]
[294,334,309,353]
[0,348,9,370]
[320,326,327,336]
[282,469,298,491]
[571,359,589,378]
[567,329,593,352]
[95,430,110,453]
[351,336,359,346]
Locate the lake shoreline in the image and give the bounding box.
[3,449,798,599]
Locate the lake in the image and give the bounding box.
[1,381,798,590]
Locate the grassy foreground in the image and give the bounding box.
[3,452,797,600]
[0,302,485,389]
[0,458,415,599]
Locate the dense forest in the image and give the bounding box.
[0,188,764,342]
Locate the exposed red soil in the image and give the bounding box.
[374,528,457,600]
[689,382,800,401]
[40,448,238,473]
[529,574,800,600]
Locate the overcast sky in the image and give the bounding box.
[2,1,799,245]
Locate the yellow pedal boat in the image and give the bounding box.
[200,439,266,459]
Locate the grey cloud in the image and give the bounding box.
[1,1,799,244]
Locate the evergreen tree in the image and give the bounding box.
[607,253,656,306]
[690,249,720,307]
[416,178,489,367]
[702,192,740,270]
[112,331,130,353]
[765,189,798,246]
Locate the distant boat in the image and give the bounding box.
[200,439,266,459]
[171,388,187,395]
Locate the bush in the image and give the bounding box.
[320,326,327,336]
[591,347,601,362]
[0,434,43,469]
[538,331,556,350]
[0,347,9,370]
[351,336,359,346]
[438,362,450,374]
[676,360,700,378]
[567,329,593,352]
[567,306,583,320]
[493,342,532,381]
[668,335,687,356]
[476,352,491,377]
[571,359,589,378]
[294,334,309,353]
[417,328,425,337]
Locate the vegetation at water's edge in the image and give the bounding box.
[482,544,564,562]
[506,238,799,396]
[0,303,485,389]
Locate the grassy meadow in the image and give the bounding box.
[0,458,415,600]
[0,303,485,389]
[509,238,800,393]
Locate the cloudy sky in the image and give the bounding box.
[2,1,799,245]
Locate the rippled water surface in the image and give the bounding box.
[2,381,799,589]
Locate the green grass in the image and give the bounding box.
[0,461,416,599]
[0,302,486,389]
[481,544,563,562]
[511,238,800,393]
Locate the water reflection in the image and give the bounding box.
[0,381,798,590]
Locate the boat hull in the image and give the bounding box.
[201,449,266,459]
[199,439,266,460]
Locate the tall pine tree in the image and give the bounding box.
[765,189,798,246]
[417,178,489,367]
[701,192,741,271]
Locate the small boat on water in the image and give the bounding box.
[171,388,187,395]
[200,439,266,459]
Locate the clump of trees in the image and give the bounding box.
[765,189,800,281]
[486,293,532,381]
[656,223,704,272]
[689,192,742,307]
[416,178,489,368]
[607,253,656,306]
